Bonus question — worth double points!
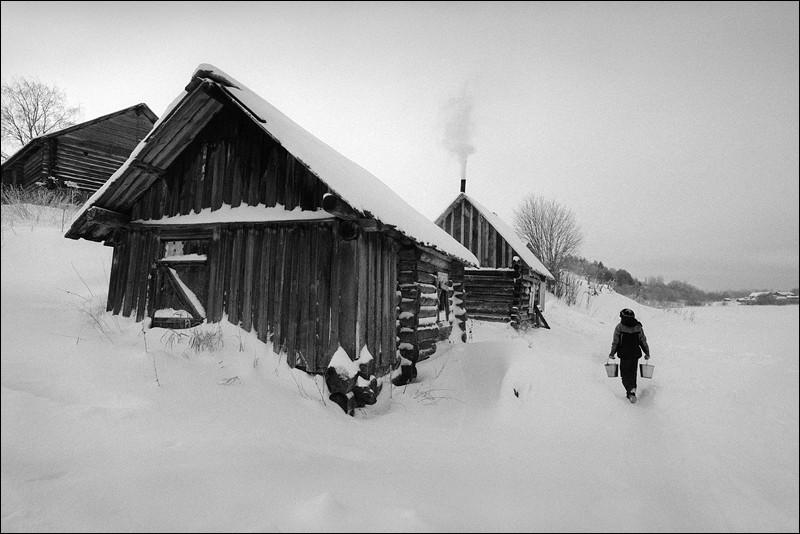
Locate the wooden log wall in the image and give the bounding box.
[463,266,543,328]
[54,140,130,192]
[397,246,467,364]
[106,220,400,377]
[0,148,40,188]
[510,264,536,329]
[41,139,55,183]
[437,196,516,268]
[2,106,154,193]
[1,146,49,189]
[22,150,42,188]
[463,269,516,322]
[62,106,154,157]
[0,166,15,187]
[130,106,329,222]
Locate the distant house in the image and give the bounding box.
[435,192,554,328]
[65,64,477,413]
[1,104,158,200]
[739,291,799,304]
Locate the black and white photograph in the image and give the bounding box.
[2,1,798,532]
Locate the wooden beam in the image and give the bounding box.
[358,218,381,232]
[129,159,166,176]
[322,193,362,221]
[161,264,205,321]
[86,206,131,228]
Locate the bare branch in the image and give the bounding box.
[1,77,81,153]
[512,194,584,292]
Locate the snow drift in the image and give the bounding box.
[2,206,798,532]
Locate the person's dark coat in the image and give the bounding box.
[609,316,650,360]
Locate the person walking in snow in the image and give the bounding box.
[608,308,650,403]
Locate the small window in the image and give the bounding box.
[162,239,208,261]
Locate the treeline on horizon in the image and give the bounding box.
[563,255,799,307]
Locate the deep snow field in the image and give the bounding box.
[2,208,798,532]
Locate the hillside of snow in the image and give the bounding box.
[2,206,798,532]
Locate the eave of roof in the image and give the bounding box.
[66,66,477,267]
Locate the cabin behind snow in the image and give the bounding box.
[1,104,158,201]
[436,192,554,328]
[65,64,478,414]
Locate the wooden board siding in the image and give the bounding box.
[130,106,331,222]
[360,232,398,375]
[436,196,519,270]
[107,220,400,375]
[107,228,160,318]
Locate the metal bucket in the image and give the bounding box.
[605,362,619,378]
[639,363,654,379]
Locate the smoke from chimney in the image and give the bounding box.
[442,86,475,194]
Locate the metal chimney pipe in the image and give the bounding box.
[460,179,466,193]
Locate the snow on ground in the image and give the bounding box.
[2,207,798,532]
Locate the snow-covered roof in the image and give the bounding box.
[459,193,553,280]
[202,65,476,265]
[69,64,477,266]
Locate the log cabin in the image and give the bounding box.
[435,192,554,328]
[1,104,157,201]
[65,64,477,413]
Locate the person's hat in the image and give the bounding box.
[620,308,635,318]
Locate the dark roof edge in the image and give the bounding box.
[2,103,158,170]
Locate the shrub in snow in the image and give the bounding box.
[188,325,224,353]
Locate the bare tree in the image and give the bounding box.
[512,194,584,295]
[1,77,81,154]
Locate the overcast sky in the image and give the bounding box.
[2,1,798,292]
